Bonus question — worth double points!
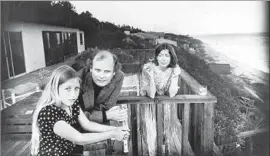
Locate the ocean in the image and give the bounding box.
[196,33,269,74]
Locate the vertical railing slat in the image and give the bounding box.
[164,103,171,155]
[127,103,132,156]
[200,102,214,156]
[157,103,165,156]
[194,103,203,155]
[171,103,182,156]
[136,104,142,156]
[182,102,190,155]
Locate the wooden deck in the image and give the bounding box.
[1,140,31,156]
[1,70,217,156]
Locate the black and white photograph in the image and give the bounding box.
[1,1,269,156]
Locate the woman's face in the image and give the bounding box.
[157,49,171,68]
[58,78,80,106]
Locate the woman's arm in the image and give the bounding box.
[78,108,116,132]
[53,120,126,145]
[168,66,181,97]
[141,63,156,98]
[147,75,156,98]
[168,75,179,97]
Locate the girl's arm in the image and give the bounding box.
[53,120,126,145]
[78,108,117,132]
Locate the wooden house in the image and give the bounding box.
[2,21,85,80]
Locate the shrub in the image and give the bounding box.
[176,47,245,138]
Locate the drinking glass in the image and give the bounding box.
[199,85,207,96]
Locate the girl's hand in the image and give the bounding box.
[113,127,130,141]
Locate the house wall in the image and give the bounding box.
[4,21,85,73]
[209,63,231,75]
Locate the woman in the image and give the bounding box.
[140,43,181,156]
[31,65,129,156]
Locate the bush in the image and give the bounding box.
[176,47,244,138]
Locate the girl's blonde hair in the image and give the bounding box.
[31,65,80,155]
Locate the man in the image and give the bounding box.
[78,50,127,124]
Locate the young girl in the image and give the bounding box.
[31,65,129,156]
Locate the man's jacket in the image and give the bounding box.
[78,66,124,123]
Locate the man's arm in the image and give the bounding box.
[103,71,124,109]
[84,110,104,123]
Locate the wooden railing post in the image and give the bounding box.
[200,102,214,156]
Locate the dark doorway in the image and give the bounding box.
[1,31,26,80]
[42,31,78,66]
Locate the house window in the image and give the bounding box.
[46,33,50,48]
[56,33,61,45]
[80,33,83,45]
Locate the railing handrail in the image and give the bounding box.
[117,94,217,104]
[179,66,216,97]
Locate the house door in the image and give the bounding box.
[62,32,78,58]
[70,32,78,56]
[1,31,26,80]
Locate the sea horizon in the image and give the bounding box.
[195,32,269,74]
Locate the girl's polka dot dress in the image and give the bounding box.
[37,100,80,156]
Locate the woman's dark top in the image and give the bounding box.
[37,100,82,156]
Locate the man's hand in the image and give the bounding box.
[106,106,128,122]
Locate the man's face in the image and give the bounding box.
[91,57,115,87]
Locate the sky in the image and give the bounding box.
[70,1,268,36]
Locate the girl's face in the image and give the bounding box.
[157,49,171,68]
[58,78,80,106]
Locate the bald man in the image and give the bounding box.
[78,50,127,124]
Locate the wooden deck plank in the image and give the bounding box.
[2,125,32,133]
[2,141,21,156]
[21,144,31,156]
[15,141,30,156]
[2,115,32,124]
[1,140,13,152]
[9,141,26,156]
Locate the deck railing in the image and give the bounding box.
[117,66,217,156]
